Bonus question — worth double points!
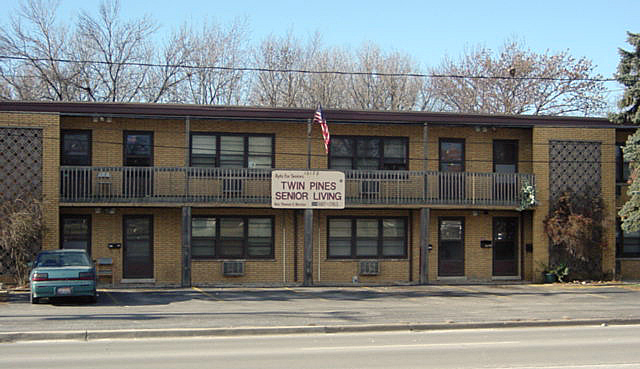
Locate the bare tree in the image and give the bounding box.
[293,33,349,109]
[249,31,307,107]
[347,43,423,111]
[428,40,607,116]
[140,26,191,103]
[0,0,82,101]
[174,18,249,105]
[0,196,44,285]
[74,0,158,102]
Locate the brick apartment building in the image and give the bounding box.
[0,101,638,286]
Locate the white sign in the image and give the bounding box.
[272,170,345,209]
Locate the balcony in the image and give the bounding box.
[60,167,535,208]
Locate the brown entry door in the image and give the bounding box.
[123,215,153,279]
[438,218,465,277]
[493,217,518,276]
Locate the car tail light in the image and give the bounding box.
[78,271,95,280]
[32,273,48,281]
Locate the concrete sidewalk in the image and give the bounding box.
[2,283,640,342]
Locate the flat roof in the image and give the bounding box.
[0,101,631,128]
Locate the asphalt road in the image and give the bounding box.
[2,325,640,369]
[2,284,640,336]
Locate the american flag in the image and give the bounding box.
[313,105,330,154]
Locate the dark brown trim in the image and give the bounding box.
[0,101,623,128]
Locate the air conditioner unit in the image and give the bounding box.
[359,260,380,276]
[222,178,243,196]
[223,260,245,276]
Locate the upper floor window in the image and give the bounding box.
[124,131,153,166]
[440,138,464,172]
[493,140,518,173]
[329,136,408,170]
[616,143,631,183]
[61,130,91,166]
[190,133,274,168]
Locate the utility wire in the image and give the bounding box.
[0,55,618,83]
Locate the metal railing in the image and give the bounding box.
[60,166,535,207]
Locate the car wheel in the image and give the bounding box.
[30,293,40,304]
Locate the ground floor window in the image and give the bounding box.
[327,217,407,259]
[60,214,91,254]
[191,216,274,259]
[617,219,640,258]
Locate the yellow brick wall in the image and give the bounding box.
[426,126,533,173]
[531,127,616,281]
[62,117,185,167]
[0,111,60,251]
[49,114,624,284]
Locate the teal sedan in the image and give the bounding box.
[29,250,97,304]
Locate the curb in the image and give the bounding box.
[3,318,640,343]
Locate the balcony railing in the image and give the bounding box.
[60,166,535,207]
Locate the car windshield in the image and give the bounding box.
[36,252,91,267]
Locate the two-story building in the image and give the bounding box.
[1,101,637,286]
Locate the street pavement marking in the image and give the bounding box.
[445,285,479,294]
[584,293,610,299]
[192,286,222,301]
[101,290,119,304]
[301,340,522,352]
[362,286,384,293]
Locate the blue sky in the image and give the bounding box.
[3,0,639,97]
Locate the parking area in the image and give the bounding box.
[2,283,640,334]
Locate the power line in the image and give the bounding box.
[0,55,617,83]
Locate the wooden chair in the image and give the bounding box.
[95,257,114,287]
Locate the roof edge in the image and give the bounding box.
[0,101,629,128]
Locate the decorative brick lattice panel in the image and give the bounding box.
[0,127,43,201]
[549,140,601,202]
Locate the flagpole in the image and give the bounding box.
[306,118,312,169]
